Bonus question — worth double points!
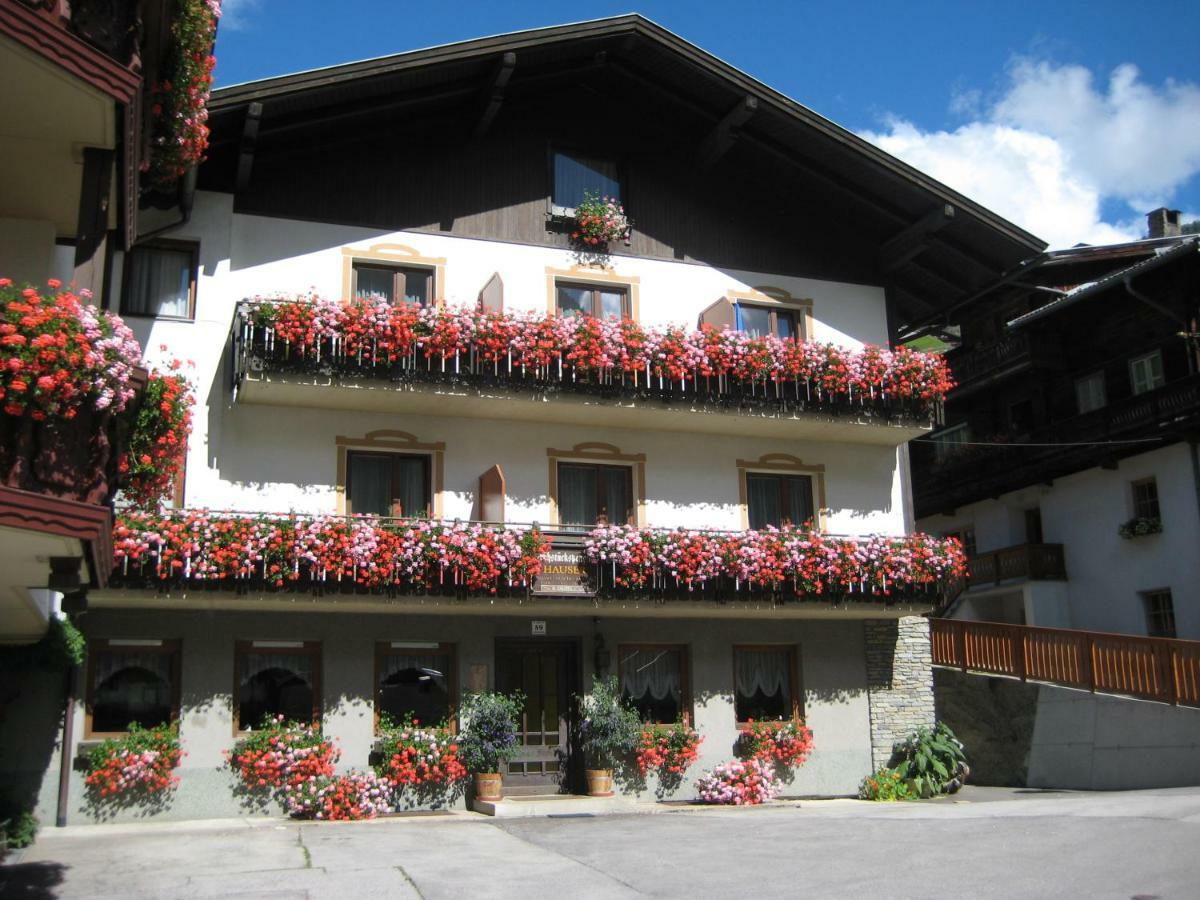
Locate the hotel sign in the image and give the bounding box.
[532,545,595,597]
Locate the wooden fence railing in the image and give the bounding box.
[930,618,1200,708]
[966,543,1067,585]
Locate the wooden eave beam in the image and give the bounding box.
[235,101,263,192]
[879,204,955,272]
[472,52,516,139]
[693,95,758,172]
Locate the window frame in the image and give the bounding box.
[549,147,624,217]
[350,260,434,308]
[735,303,799,340]
[616,643,692,725]
[232,640,322,736]
[1129,350,1166,396]
[554,281,631,320]
[932,423,970,462]
[84,638,182,738]
[344,448,432,518]
[1074,371,1107,414]
[942,526,977,558]
[744,470,817,530]
[374,641,458,734]
[1141,589,1176,639]
[119,239,199,321]
[732,644,802,727]
[1131,477,1161,521]
[555,459,636,527]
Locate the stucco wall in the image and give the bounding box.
[28,608,875,824]
[918,443,1200,638]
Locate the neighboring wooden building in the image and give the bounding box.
[914,210,1200,638]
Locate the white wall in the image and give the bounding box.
[919,442,1200,638]
[121,191,909,538]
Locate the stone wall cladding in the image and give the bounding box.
[864,616,936,771]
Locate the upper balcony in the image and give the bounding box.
[945,331,1062,396]
[966,543,1067,589]
[915,372,1200,516]
[229,299,948,445]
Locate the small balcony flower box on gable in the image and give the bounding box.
[107,510,967,607]
[230,298,952,443]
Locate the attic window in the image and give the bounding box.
[552,151,620,214]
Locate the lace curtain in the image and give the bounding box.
[241,653,312,686]
[620,649,681,702]
[128,247,190,317]
[92,649,171,690]
[380,653,449,692]
[734,649,789,700]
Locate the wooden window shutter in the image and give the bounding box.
[699,297,735,330]
[478,272,504,313]
[478,464,505,523]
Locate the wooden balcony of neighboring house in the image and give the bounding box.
[931,618,1200,709]
[228,301,944,446]
[964,543,1067,590]
[0,366,148,642]
[914,372,1200,517]
[945,331,1062,397]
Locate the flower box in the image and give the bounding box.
[1118,516,1162,539]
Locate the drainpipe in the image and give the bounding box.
[1189,439,1200,532]
[55,663,79,827]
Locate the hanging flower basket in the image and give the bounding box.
[570,192,632,250]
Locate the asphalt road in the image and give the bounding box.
[3,787,1198,899]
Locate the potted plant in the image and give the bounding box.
[576,675,640,797]
[458,691,524,801]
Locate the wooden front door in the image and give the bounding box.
[495,639,580,795]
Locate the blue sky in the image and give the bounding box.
[213,1,1200,248]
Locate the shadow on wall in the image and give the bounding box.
[933,668,1037,787]
[0,660,67,834]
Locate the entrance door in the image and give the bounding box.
[495,640,580,795]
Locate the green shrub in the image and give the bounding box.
[890,722,969,798]
[575,675,641,770]
[858,767,914,801]
[1,810,38,850]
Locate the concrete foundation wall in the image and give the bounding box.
[935,669,1200,790]
[15,608,879,825]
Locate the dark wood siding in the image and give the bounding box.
[228,87,881,284]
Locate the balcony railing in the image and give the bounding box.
[946,331,1059,391]
[229,300,946,432]
[966,543,1067,587]
[107,509,964,606]
[931,619,1200,708]
[915,373,1200,516]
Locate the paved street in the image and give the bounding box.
[3,787,1199,899]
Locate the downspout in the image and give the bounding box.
[55,662,79,827]
[1190,439,1200,533]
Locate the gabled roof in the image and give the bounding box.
[206,15,1045,323]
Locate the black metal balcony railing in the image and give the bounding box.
[228,302,943,427]
[915,373,1200,517]
[966,543,1067,587]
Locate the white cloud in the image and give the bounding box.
[860,59,1200,249]
[218,0,262,31]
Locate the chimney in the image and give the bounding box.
[1147,207,1182,239]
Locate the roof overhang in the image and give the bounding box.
[205,15,1045,326]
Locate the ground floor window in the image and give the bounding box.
[235,641,321,731]
[86,639,180,736]
[734,645,800,723]
[618,644,688,723]
[375,642,456,729]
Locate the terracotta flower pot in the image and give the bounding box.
[474,772,502,801]
[585,768,614,797]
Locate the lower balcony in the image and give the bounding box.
[98,510,966,619]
